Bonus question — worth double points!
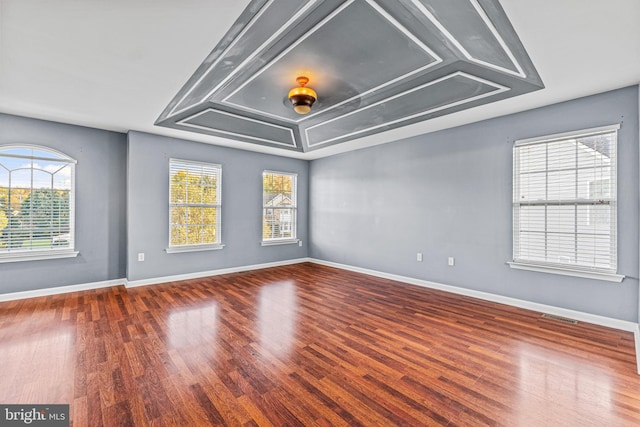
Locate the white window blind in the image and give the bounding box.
[0,145,77,262]
[262,171,297,242]
[169,159,221,248]
[512,125,619,276]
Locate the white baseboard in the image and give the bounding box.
[125,257,311,288]
[0,278,125,302]
[635,325,640,375]
[0,258,313,301]
[308,258,638,333]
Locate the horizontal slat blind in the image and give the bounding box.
[169,159,221,247]
[513,125,618,272]
[0,146,75,253]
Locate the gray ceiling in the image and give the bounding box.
[156,0,543,153]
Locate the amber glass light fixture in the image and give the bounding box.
[288,76,317,115]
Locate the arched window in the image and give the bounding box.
[0,145,78,262]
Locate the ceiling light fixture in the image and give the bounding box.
[288,76,317,115]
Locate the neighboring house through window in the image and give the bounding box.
[0,145,78,262]
[167,159,222,252]
[262,171,297,245]
[509,124,623,282]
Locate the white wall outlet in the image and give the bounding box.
[138,252,145,262]
[448,256,454,266]
[298,240,303,247]
[416,252,423,262]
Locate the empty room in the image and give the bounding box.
[1,0,640,425]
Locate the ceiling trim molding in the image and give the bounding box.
[198,0,319,109]
[222,0,354,116]
[168,0,320,119]
[409,0,525,78]
[167,0,274,119]
[222,0,443,124]
[468,0,526,77]
[305,71,509,147]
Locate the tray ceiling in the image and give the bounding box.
[157,0,544,153]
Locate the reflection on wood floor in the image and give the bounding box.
[0,262,638,426]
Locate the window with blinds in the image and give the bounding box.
[0,145,76,261]
[512,124,619,278]
[169,159,222,249]
[262,171,297,243]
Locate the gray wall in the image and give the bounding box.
[2,86,638,325]
[310,86,640,322]
[127,131,308,282]
[0,113,127,293]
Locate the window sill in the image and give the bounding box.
[261,239,299,247]
[0,249,79,264]
[507,261,624,283]
[165,244,224,254]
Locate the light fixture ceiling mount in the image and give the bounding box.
[288,76,317,115]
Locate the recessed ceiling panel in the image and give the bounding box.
[305,72,507,147]
[156,0,544,153]
[224,0,441,122]
[177,108,296,148]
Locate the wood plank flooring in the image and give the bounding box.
[0,262,639,426]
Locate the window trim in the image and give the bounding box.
[0,144,78,263]
[513,124,620,147]
[167,158,223,253]
[510,124,624,282]
[0,248,79,264]
[165,243,224,254]
[260,239,299,247]
[507,261,624,282]
[262,170,298,244]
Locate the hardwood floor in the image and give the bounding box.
[0,262,638,426]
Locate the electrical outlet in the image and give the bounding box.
[138,252,145,262]
[298,240,303,247]
[448,256,454,266]
[417,252,423,262]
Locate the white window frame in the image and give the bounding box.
[261,170,298,246]
[508,124,624,282]
[166,158,223,253]
[0,145,78,263]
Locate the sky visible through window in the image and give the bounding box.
[0,147,74,253]
[0,148,72,190]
